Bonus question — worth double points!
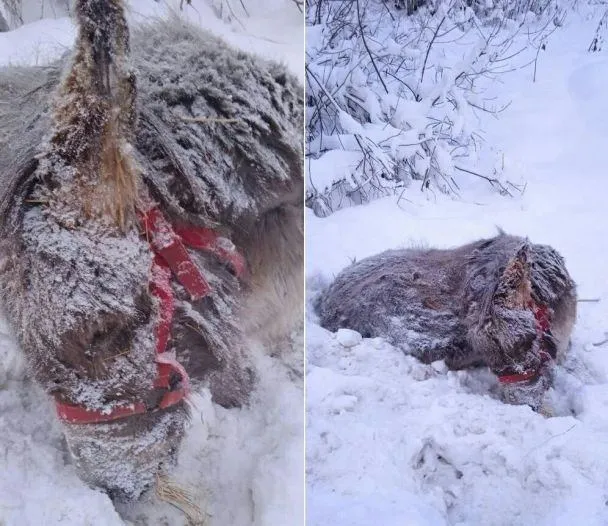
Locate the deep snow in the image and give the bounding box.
[306,9,608,526]
[0,1,303,525]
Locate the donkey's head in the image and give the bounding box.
[7,217,192,499]
[11,0,192,499]
[470,244,555,410]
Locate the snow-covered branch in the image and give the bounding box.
[306,0,565,217]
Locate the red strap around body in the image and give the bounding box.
[56,205,243,424]
[139,207,211,300]
[173,225,246,278]
[149,254,190,398]
[530,301,550,334]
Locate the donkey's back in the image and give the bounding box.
[317,237,497,364]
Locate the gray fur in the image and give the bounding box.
[317,233,576,410]
[0,14,303,498]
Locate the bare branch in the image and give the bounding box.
[356,0,388,93]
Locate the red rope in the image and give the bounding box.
[56,206,244,424]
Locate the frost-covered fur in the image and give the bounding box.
[317,233,576,410]
[0,7,303,499]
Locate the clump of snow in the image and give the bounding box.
[120,339,304,525]
[431,360,449,375]
[0,320,125,526]
[307,8,608,525]
[335,328,362,348]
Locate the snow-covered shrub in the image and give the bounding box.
[306,0,565,217]
[588,6,608,51]
[202,0,302,22]
[0,0,21,29]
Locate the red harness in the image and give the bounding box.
[497,301,552,384]
[55,206,245,424]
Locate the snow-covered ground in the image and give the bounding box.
[0,2,303,525]
[306,10,608,526]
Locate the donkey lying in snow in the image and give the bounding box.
[0,1,302,500]
[317,233,577,411]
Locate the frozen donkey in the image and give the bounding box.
[0,0,302,499]
[317,233,576,410]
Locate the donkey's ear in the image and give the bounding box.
[494,243,532,308]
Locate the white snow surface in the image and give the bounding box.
[307,11,608,526]
[0,2,303,525]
